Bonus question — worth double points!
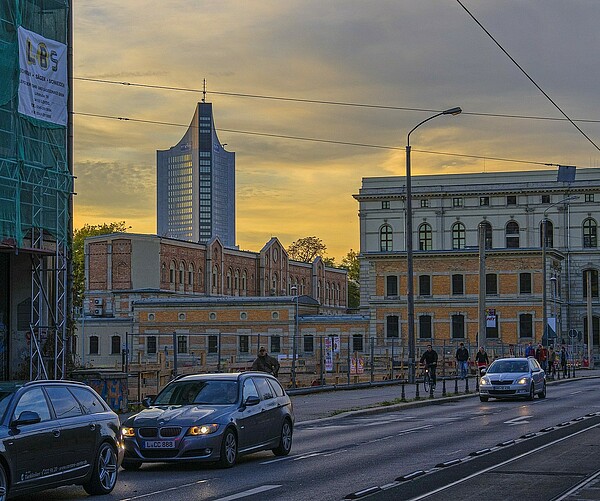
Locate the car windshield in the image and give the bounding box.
[153,380,238,406]
[487,360,529,374]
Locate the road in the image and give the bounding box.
[14,377,600,501]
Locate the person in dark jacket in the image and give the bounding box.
[419,345,438,386]
[455,343,469,379]
[251,347,280,376]
[560,345,568,378]
[475,346,489,376]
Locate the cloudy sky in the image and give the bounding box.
[72,1,600,261]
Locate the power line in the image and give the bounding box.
[74,76,600,125]
[72,111,550,167]
[456,0,600,152]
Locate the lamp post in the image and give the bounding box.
[406,107,462,383]
[291,285,299,388]
[550,276,558,345]
[542,196,579,346]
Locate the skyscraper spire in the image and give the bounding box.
[202,78,206,103]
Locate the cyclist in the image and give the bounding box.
[420,344,438,387]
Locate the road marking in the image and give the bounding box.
[405,421,600,501]
[212,485,282,501]
[120,479,209,500]
[504,415,531,425]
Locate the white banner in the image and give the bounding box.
[18,27,67,126]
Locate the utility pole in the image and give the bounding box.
[478,223,486,349]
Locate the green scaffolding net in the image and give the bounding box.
[0,0,71,249]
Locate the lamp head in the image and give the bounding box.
[442,107,462,116]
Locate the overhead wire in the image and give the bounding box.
[72,111,551,167]
[456,0,600,152]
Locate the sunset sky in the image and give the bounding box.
[72,1,600,262]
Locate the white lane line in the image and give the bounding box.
[504,415,532,425]
[406,421,600,501]
[120,479,209,500]
[212,485,282,501]
[260,449,320,465]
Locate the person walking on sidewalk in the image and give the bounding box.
[547,346,557,378]
[525,341,535,358]
[420,345,438,387]
[536,344,548,371]
[455,342,469,379]
[251,347,280,376]
[475,346,489,376]
[560,345,568,378]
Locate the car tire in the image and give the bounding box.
[538,382,547,399]
[218,429,237,468]
[479,395,489,402]
[0,462,8,501]
[83,442,119,495]
[527,384,535,401]
[272,419,293,456]
[121,460,142,471]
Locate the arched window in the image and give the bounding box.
[380,224,393,252]
[452,222,465,249]
[506,221,519,248]
[161,262,167,283]
[540,220,554,248]
[169,261,176,284]
[272,272,278,292]
[188,263,194,287]
[480,221,493,249]
[111,335,121,355]
[242,270,247,292]
[418,223,432,251]
[179,262,185,285]
[583,218,597,248]
[89,335,99,355]
[212,265,219,288]
[234,269,240,290]
[227,268,233,290]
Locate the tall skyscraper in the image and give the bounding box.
[157,102,235,247]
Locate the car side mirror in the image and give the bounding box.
[480,369,487,375]
[11,410,41,427]
[142,396,154,408]
[244,395,260,407]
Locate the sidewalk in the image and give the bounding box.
[289,368,600,424]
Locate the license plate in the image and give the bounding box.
[144,440,175,449]
[494,385,511,390]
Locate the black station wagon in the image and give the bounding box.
[0,380,123,500]
[121,372,294,469]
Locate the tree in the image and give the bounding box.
[72,222,129,308]
[340,249,359,282]
[287,236,328,263]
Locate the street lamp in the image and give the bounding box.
[405,106,462,383]
[542,196,579,346]
[550,276,558,346]
[290,285,299,388]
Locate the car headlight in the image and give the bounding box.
[480,377,489,386]
[187,424,219,436]
[121,427,135,437]
[516,377,530,385]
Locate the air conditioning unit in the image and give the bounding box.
[93,298,103,306]
[93,307,103,316]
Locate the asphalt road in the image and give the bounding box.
[13,373,600,501]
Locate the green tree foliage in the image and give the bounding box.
[347,281,360,309]
[340,249,359,282]
[72,222,128,308]
[287,236,328,263]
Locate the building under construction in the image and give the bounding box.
[0,0,72,380]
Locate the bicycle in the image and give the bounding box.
[423,365,436,392]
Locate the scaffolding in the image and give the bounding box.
[0,0,71,380]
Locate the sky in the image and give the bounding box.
[72,1,600,262]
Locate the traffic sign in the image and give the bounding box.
[568,329,578,339]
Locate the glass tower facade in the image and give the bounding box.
[157,103,235,247]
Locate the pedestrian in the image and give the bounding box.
[547,346,557,378]
[475,346,489,376]
[419,344,438,387]
[560,345,568,378]
[251,346,280,376]
[525,341,535,358]
[455,342,469,379]
[535,344,548,371]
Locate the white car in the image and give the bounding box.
[479,357,546,402]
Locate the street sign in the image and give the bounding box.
[568,329,578,339]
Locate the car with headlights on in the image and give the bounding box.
[0,380,122,499]
[479,357,546,402]
[120,372,294,469]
